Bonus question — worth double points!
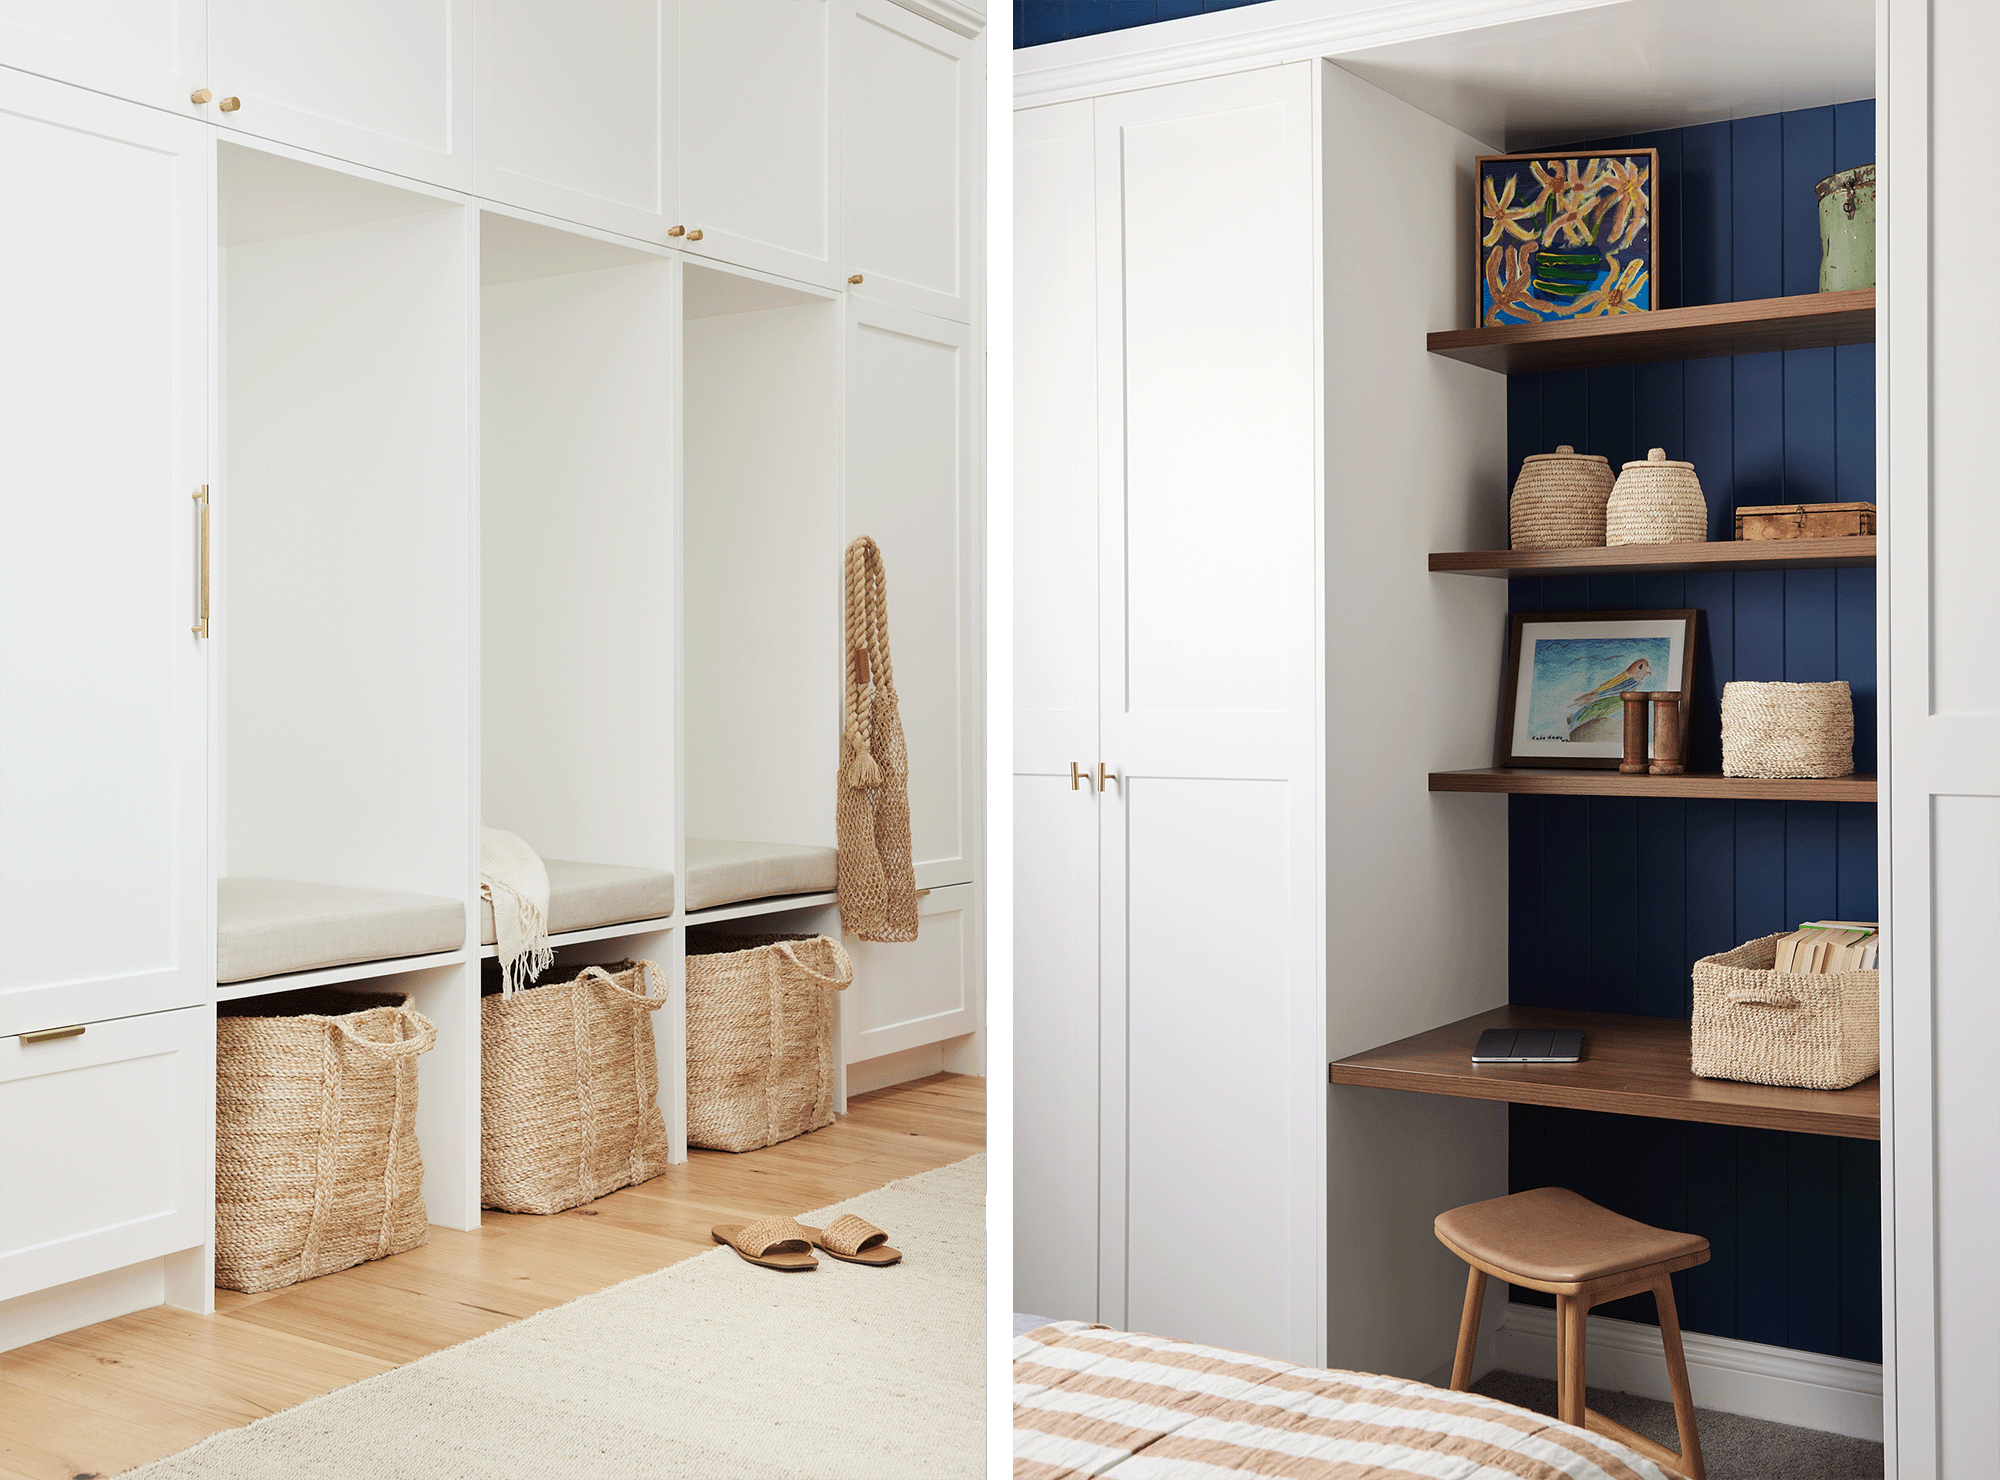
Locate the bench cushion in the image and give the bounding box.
[218,878,467,984]
[478,857,678,945]
[684,838,838,912]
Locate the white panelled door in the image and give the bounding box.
[473,0,673,240]
[0,72,209,1038]
[207,0,472,189]
[1094,66,1322,1364]
[1013,98,1102,1323]
[0,0,207,114]
[679,0,837,285]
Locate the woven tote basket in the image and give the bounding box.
[838,535,920,942]
[686,931,853,1153]
[215,988,436,1294]
[1606,447,1708,545]
[1691,934,1879,1090]
[480,958,671,1215]
[1509,445,1612,550]
[1721,679,1854,778]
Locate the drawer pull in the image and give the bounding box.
[915,888,931,899]
[19,1024,85,1044]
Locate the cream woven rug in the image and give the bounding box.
[128,1154,985,1479]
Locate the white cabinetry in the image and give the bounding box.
[841,0,977,322]
[207,0,473,189]
[843,883,975,1063]
[0,72,209,1041]
[0,0,206,114]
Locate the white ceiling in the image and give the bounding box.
[1333,0,1874,150]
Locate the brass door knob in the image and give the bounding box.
[686,228,703,241]
[191,88,213,105]
[219,96,242,112]
[668,225,685,237]
[848,274,864,285]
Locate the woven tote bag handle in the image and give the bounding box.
[575,960,669,1011]
[328,1005,438,1058]
[1726,987,1800,1009]
[773,935,854,990]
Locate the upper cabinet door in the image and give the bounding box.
[678,0,836,285]
[0,0,207,115]
[0,72,208,1038]
[840,0,976,322]
[474,0,674,241]
[208,0,473,191]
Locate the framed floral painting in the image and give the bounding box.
[1477,148,1658,327]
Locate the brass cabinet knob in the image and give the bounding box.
[687,228,703,241]
[848,273,864,285]
[190,88,213,105]
[219,96,242,112]
[668,225,685,237]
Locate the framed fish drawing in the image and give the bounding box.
[1477,148,1658,327]
[1501,609,1698,768]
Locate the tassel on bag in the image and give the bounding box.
[837,536,919,942]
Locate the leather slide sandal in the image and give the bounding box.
[711,1216,819,1271]
[799,1213,902,1266]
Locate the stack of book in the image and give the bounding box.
[1774,920,1879,973]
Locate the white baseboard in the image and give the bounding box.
[0,1258,165,1355]
[1490,1302,1884,1443]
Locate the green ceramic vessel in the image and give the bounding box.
[1816,164,1876,292]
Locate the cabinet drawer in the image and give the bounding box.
[842,882,975,1063]
[0,1006,209,1301]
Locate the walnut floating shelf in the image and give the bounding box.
[1431,537,1874,579]
[1427,289,1875,374]
[1430,769,1876,802]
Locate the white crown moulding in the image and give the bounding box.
[889,0,986,40]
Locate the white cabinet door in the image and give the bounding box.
[843,300,975,890]
[0,0,206,114]
[842,883,973,1062]
[0,1006,210,1300]
[474,0,673,241]
[0,73,209,1040]
[840,0,975,322]
[1095,66,1323,1364]
[208,0,472,190]
[679,0,836,285]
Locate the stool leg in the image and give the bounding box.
[1555,1294,1587,1428]
[1450,1266,1487,1391]
[1652,1276,1706,1480]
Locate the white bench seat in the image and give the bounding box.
[684,838,838,912]
[218,878,467,984]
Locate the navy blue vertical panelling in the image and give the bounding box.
[1064,1,1113,36]
[1157,0,1202,16]
[1109,0,1157,28]
[1502,104,1879,1361]
[1014,0,1276,42]
[1016,1,1069,45]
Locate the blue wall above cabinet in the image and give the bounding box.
[1015,0,1275,47]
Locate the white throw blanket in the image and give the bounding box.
[481,827,552,992]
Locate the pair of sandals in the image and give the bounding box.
[711,1213,901,1271]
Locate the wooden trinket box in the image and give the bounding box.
[1734,501,1876,540]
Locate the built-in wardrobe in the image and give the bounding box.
[0,0,983,1353]
[1012,4,1990,1470]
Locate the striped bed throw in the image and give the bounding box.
[1015,1322,1675,1480]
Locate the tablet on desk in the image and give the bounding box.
[1472,1028,1585,1063]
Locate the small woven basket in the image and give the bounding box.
[1607,447,1708,545]
[686,931,853,1153]
[1691,934,1878,1090]
[480,958,671,1215]
[1509,445,1612,550]
[1720,680,1854,778]
[215,988,436,1294]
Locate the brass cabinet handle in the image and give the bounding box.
[915,888,932,899]
[668,225,685,237]
[192,485,210,637]
[848,273,864,285]
[1097,763,1117,789]
[219,96,241,112]
[191,88,213,105]
[686,228,703,241]
[1070,761,1092,792]
[19,1024,85,1044]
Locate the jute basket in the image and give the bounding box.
[1509,445,1612,550]
[480,958,671,1215]
[1720,680,1854,778]
[1607,447,1708,545]
[1691,934,1879,1090]
[686,931,853,1153]
[215,988,436,1294]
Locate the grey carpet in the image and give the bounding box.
[1473,1370,1884,1480]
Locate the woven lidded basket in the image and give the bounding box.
[1607,447,1708,545]
[1691,934,1878,1090]
[215,988,436,1293]
[1721,680,1854,778]
[480,958,671,1215]
[1509,445,1612,550]
[686,931,853,1153]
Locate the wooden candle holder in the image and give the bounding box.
[1648,694,1685,776]
[1619,692,1651,774]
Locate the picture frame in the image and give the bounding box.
[1476,147,1659,327]
[1501,609,1699,769]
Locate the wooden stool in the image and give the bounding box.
[1435,1186,1711,1480]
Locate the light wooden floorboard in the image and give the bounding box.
[0,1073,984,1480]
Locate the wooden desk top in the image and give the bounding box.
[1327,1004,1879,1140]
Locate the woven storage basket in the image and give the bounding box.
[1606,447,1708,545]
[1691,934,1879,1090]
[1509,445,1612,550]
[215,988,436,1294]
[686,931,853,1153]
[1721,679,1854,778]
[480,958,671,1215]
